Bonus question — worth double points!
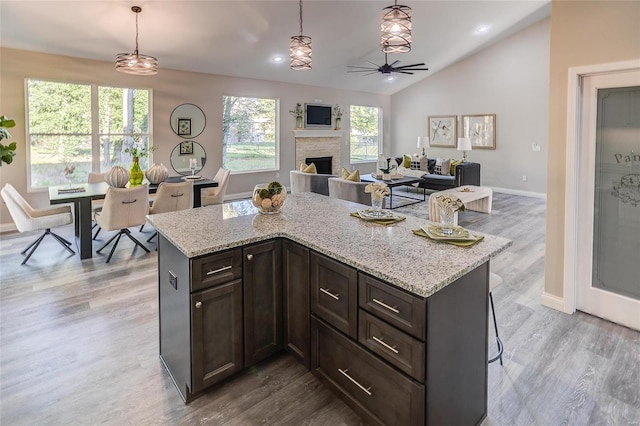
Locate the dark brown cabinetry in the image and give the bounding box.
[243,240,283,367]
[283,240,310,368]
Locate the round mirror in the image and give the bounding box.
[170,103,206,138]
[170,141,207,175]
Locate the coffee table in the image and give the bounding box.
[429,185,493,225]
[359,174,424,209]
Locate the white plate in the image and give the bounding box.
[358,209,397,220]
[183,175,201,180]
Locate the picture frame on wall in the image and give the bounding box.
[177,118,191,136]
[179,140,193,155]
[462,114,496,149]
[427,115,457,147]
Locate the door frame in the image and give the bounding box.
[563,59,640,314]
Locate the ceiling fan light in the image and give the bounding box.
[115,6,158,76]
[290,35,312,70]
[381,3,412,53]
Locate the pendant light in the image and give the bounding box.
[381,1,412,54]
[290,0,312,70]
[115,6,158,75]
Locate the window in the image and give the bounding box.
[349,105,382,163]
[26,79,151,189]
[222,96,278,172]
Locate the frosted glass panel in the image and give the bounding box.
[592,86,640,300]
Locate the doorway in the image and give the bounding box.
[572,68,640,330]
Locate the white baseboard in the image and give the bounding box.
[541,291,571,313]
[491,187,547,199]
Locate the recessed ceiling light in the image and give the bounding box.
[272,55,284,63]
[475,25,490,34]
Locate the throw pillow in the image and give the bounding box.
[441,159,452,176]
[450,159,462,176]
[300,162,317,174]
[342,168,360,182]
[433,157,443,175]
[403,154,411,168]
[419,156,428,172]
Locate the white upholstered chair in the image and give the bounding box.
[88,172,107,237]
[328,177,384,208]
[94,185,150,263]
[146,181,193,242]
[290,170,335,196]
[201,168,230,206]
[1,183,75,264]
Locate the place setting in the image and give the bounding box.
[413,224,484,247]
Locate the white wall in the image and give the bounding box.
[0,47,390,226]
[390,18,550,195]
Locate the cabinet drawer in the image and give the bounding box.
[311,317,424,426]
[310,252,357,339]
[359,273,426,340]
[358,310,425,382]
[191,248,242,292]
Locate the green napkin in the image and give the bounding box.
[412,228,484,247]
[350,212,406,226]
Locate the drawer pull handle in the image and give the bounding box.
[195,301,202,309]
[206,265,232,276]
[246,254,253,261]
[372,298,399,314]
[338,368,372,396]
[320,287,340,300]
[372,336,399,354]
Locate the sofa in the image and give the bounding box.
[394,158,481,191]
[290,170,336,196]
[328,177,385,208]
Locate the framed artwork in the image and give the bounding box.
[462,114,496,149]
[428,115,457,147]
[177,118,191,136]
[179,140,193,155]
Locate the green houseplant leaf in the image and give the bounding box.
[0,115,17,166]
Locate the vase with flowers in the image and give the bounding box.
[124,134,157,186]
[290,103,304,129]
[364,182,390,216]
[433,194,466,235]
[333,104,343,130]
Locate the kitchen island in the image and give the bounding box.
[148,192,511,425]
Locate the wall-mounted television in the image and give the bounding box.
[304,103,332,129]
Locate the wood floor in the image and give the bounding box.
[1,192,638,425]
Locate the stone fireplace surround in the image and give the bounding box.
[293,130,344,176]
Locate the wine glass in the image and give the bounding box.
[189,158,197,177]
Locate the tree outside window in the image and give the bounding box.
[350,105,381,163]
[222,96,278,172]
[26,80,150,189]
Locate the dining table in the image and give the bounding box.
[48,176,218,260]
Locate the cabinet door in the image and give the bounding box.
[283,240,310,368]
[244,240,283,367]
[191,279,243,394]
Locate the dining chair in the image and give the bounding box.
[201,168,230,206]
[94,185,150,263]
[1,183,75,265]
[145,181,193,242]
[488,272,504,365]
[88,172,107,239]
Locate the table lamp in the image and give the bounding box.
[417,136,429,156]
[457,137,472,161]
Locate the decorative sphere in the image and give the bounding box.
[145,163,169,184]
[105,166,129,188]
[252,182,286,214]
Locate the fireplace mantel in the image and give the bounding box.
[292,130,345,138]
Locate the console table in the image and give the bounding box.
[148,193,511,425]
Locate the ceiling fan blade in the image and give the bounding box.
[347,66,380,70]
[366,61,381,68]
[364,71,380,76]
[395,67,430,72]
[394,63,426,69]
[397,71,415,75]
[347,69,379,73]
[389,60,400,67]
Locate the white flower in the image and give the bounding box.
[364,182,390,201]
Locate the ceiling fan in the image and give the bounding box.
[347,53,429,77]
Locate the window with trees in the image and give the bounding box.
[222,96,278,172]
[349,105,382,163]
[26,79,151,189]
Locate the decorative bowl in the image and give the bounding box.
[252,182,286,214]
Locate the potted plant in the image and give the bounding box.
[124,134,157,185]
[289,103,304,129]
[0,116,17,166]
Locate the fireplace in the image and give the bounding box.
[306,156,333,175]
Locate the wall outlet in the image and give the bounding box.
[522,175,528,181]
[532,142,541,152]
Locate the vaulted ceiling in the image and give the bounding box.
[1,1,550,95]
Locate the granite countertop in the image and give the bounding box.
[147,192,512,298]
